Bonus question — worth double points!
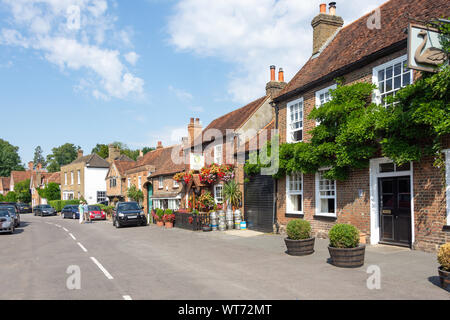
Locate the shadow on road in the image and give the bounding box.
[428,276,450,293]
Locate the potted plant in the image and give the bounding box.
[284,219,315,256]
[152,208,164,227]
[328,224,365,268]
[163,209,175,229]
[437,242,450,289]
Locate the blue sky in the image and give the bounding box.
[0,0,387,164]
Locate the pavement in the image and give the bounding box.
[0,214,448,300]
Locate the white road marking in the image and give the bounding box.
[123,295,132,300]
[77,242,88,252]
[63,227,68,232]
[55,224,61,228]
[90,257,114,280]
[69,233,76,240]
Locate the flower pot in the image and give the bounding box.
[156,221,164,227]
[284,237,315,256]
[438,266,450,289]
[165,222,173,229]
[328,245,365,268]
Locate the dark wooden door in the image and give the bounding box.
[379,176,412,247]
[244,175,274,232]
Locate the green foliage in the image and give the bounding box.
[286,219,311,240]
[0,194,4,202]
[91,144,109,159]
[46,143,80,172]
[155,208,164,221]
[15,179,31,203]
[5,191,17,202]
[0,139,25,176]
[33,146,47,168]
[48,199,80,212]
[164,209,173,214]
[37,182,61,201]
[223,180,242,208]
[197,191,215,211]
[328,224,360,248]
[127,185,144,203]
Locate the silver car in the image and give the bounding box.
[0,205,20,227]
[0,209,14,234]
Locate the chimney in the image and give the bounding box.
[157,141,163,149]
[139,150,144,158]
[77,150,84,159]
[266,65,287,98]
[36,163,42,172]
[311,2,343,56]
[28,161,34,171]
[107,144,121,163]
[188,118,202,147]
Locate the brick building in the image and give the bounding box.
[270,0,450,252]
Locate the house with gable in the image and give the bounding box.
[269,0,449,251]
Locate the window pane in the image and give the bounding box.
[394,63,401,76]
[378,81,384,93]
[402,73,410,86]
[291,195,302,212]
[386,66,393,79]
[378,70,385,81]
[397,163,411,171]
[292,130,302,142]
[394,76,401,89]
[380,163,395,173]
[386,78,392,92]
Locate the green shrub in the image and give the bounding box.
[328,224,360,248]
[438,243,450,271]
[156,208,164,220]
[49,199,81,212]
[286,219,311,240]
[164,209,173,215]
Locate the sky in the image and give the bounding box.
[0,0,388,165]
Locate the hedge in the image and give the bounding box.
[49,200,81,212]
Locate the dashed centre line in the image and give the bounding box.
[69,233,76,240]
[77,242,88,252]
[90,257,114,280]
[123,295,132,300]
[63,227,68,232]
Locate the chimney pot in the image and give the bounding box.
[190,118,194,124]
[320,3,326,13]
[270,65,276,81]
[278,68,284,82]
[157,141,163,149]
[329,2,336,15]
[195,118,200,124]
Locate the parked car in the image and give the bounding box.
[17,203,32,214]
[33,204,57,217]
[61,205,80,219]
[99,200,109,206]
[88,205,106,221]
[0,209,14,234]
[112,202,146,228]
[0,204,20,227]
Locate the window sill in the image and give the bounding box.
[286,212,304,219]
[314,213,337,219]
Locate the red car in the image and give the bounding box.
[88,205,106,220]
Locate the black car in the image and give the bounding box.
[112,202,146,228]
[0,203,20,227]
[61,205,80,219]
[33,204,57,217]
[17,203,32,214]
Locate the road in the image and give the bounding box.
[0,214,448,300]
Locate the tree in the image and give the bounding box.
[5,191,17,203]
[15,179,31,203]
[91,144,109,159]
[142,147,155,155]
[46,143,80,172]
[0,139,25,176]
[127,185,144,204]
[33,146,47,168]
[37,182,61,201]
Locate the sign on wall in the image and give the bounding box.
[408,24,447,73]
[190,153,204,171]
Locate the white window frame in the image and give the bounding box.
[138,176,142,190]
[173,179,179,188]
[372,55,413,106]
[97,191,106,203]
[214,144,223,165]
[214,184,223,204]
[445,149,450,226]
[286,173,303,215]
[71,172,74,185]
[127,178,131,189]
[315,169,337,218]
[77,170,81,185]
[64,173,67,185]
[158,176,163,189]
[315,84,337,126]
[286,97,304,143]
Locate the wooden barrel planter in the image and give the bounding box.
[284,238,315,256]
[328,245,365,268]
[438,267,450,289]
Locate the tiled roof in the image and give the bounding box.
[149,145,185,177]
[275,0,450,101]
[46,172,60,184]
[115,154,134,162]
[114,160,137,176]
[68,153,110,168]
[0,177,10,191]
[203,96,268,140]
[244,119,275,152]
[11,171,32,184]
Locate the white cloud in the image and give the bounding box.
[168,0,388,103]
[0,0,144,100]
[168,85,193,101]
[124,51,139,65]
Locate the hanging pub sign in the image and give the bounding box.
[407,23,447,73]
[190,153,204,171]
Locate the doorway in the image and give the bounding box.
[378,176,412,247]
